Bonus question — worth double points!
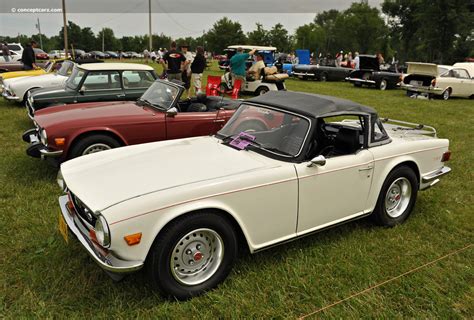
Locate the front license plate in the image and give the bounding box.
[58,212,69,243]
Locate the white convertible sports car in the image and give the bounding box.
[57,91,451,299]
[2,60,74,103]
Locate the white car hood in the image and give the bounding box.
[61,136,277,211]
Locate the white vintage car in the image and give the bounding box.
[2,60,75,103]
[57,91,451,299]
[402,62,474,100]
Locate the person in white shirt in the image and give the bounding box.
[181,44,194,96]
[353,52,360,70]
[247,53,266,80]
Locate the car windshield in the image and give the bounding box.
[139,81,180,110]
[217,104,310,158]
[65,66,85,89]
[57,61,74,77]
[43,61,54,72]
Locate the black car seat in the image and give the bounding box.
[327,127,361,156]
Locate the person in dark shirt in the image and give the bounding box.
[21,40,38,70]
[191,46,207,95]
[161,41,185,82]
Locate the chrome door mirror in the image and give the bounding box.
[166,107,178,117]
[307,155,326,167]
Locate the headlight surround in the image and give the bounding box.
[39,128,48,145]
[95,214,111,248]
[57,170,66,191]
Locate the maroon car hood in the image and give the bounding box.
[35,101,154,128]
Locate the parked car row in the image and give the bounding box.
[0,56,453,300]
[290,55,474,99]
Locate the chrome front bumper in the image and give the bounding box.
[59,195,144,274]
[420,166,451,190]
[22,128,64,158]
[345,77,376,84]
[2,89,20,101]
[293,72,316,77]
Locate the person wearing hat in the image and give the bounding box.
[181,44,193,96]
[247,52,265,81]
[230,47,256,89]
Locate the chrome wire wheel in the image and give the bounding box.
[170,228,224,286]
[385,177,412,218]
[82,143,112,155]
[379,79,387,90]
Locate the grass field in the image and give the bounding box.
[0,61,473,318]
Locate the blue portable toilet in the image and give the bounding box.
[295,49,310,65]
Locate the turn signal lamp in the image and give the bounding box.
[124,233,142,246]
[55,138,66,146]
[441,151,451,162]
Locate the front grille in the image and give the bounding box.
[70,192,96,227]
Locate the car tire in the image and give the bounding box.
[146,212,238,300]
[354,82,362,87]
[256,87,269,95]
[442,89,451,100]
[319,73,327,82]
[379,79,388,91]
[372,166,418,227]
[69,134,121,159]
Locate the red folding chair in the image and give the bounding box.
[206,75,221,96]
[230,79,242,99]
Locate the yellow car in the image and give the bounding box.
[0,59,65,81]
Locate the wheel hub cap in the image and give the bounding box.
[385,177,412,218]
[170,228,224,286]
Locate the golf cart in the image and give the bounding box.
[220,45,288,95]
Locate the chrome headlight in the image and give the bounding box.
[39,128,48,145]
[95,214,111,248]
[57,170,66,191]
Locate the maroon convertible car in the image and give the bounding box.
[23,80,241,165]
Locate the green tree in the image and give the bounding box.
[382,0,473,63]
[204,17,246,53]
[247,23,270,46]
[332,2,388,54]
[268,23,291,52]
[97,28,119,51]
[59,21,83,50]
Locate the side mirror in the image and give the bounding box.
[79,86,86,95]
[166,107,178,117]
[307,155,326,167]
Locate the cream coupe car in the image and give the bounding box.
[402,62,474,100]
[57,91,451,299]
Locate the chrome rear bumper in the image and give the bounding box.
[420,166,451,190]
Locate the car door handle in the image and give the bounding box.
[213,119,225,123]
[358,166,374,171]
[116,94,125,98]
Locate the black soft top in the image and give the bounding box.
[248,91,377,118]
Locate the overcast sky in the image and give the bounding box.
[0,0,383,38]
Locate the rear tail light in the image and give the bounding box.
[441,151,451,162]
[431,78,436,87]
